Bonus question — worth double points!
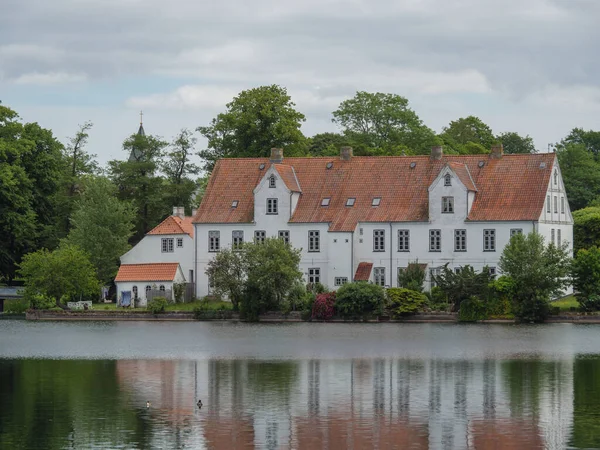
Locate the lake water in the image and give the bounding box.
[1,321,600,449]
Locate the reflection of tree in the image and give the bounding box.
[0,360,151,449]
[570,356,600,449]
[502,360,544,417]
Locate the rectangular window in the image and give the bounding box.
[346,198,356,207]
[373,229,385,252]
[429,229,441,252]
[335,277,348,286]
[372,197,381,206]
[454,267,462,274]
[558,229,562,246]
[267,198,278,215]
[176,238,183,248]
[430,267,441,288]
[161,238,174,253]
[398,229,410,252]
[483,229,496,252]
[397,267,406,285]
[454,229,466,252]
[308,268,320,284]
[254,230,266,244]
[208,232,220,252]
[488,267,496,276]
[444,174,452,186]
[442,196,454,214]
[554,196,558,213]
[278,230,290,244]
[321,198,330,206]
[561,197,565,214]
[510,228,523,237]
[551,228,555,246]
[374,267,386,287]
[547,195,551,213]
[232,230,244,249]
[308,230,320,252]
[269,176,276,188]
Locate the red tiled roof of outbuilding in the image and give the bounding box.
[193,153,555,231]
[115,263,180,282]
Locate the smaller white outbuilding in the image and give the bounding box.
[114,263,185,307]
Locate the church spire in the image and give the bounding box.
[128,112,146,162]
[137,110,145,137]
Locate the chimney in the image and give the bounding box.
[340,146,353,161]
[191,208,197,217]
[430,146,443,160]
[172,206,179,217]
[172,206,185,219]
[491,143,504,159]
[270,148,283,163]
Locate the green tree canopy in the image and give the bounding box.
[204,247,247,310]
[561,128,600,157]
[307,132,351,156]
[65,177,136,284]
[572,207,600,253]
[556,143,600,211]
[198,85,307,171]
[572,246,600,311]
[497,131,536,154]
[432,264,494,312]
[499,232,571,322]
[19,243,100,309]
[332,91,438,155]
[440,116,496,152]
[162,128,200,214]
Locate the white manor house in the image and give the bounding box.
[115,145,573,304]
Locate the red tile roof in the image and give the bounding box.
[447,162,477,191]
[193,154,555,232]
[115,263,180,282]
[354,262,373,281]
[148,216,194,237]
[274,164,301,192]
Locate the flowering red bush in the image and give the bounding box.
[312,292,336,320]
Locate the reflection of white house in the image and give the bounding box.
[114,262,185,306]
[192,145,574,298]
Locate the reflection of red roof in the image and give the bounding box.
[115,263,179,282]
[354,262,373,281]
[148,215,194,237]
[274,164,301,192]
[194,154,555,232]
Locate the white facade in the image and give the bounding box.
[121,233,194,283]
[191,155,573,298]
[115,266,185,307]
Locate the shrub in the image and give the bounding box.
[27,293,55,310]
[427,286,449,311]
[173,282,186,303]
[335,282,385,319]
[458,296,488,322]
[577,294,600,312]
[4,298,29,314]
[307,282,327,295]
[147,297,168,314]
[397,263,426,292]
[433,264,494,312]
[387,288,427,317]
[487,276,514,317]
[312,292,336,320]
[300,292,316,321]
[287,282,307,312]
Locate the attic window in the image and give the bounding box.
[346,198,356,207]
[410,162,416,169]
[478,161,485,168]
[372,197,381,206]
[540,162,547,169]
[321,198,330,207]
[269,175,276,188]
[259,163,265,170]
[326,162,333,169]
[231,200,238,208]
[444,174,452,186]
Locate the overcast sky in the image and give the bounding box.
[1,0,599,165]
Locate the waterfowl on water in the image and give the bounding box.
[197,399,203,408]
[146,401,151,408]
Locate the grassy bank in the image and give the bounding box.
[75,300,233,312]
[551,295,578,311]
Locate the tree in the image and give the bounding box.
[440,116,496,151]
[571,246,600,311]
[204,247,247,310]
[332,92,438,155]
[198,85,307,171]
[561,128,600,157]
[65,177,136,284]
[432,264,494,312]
[499,232,571,322]
[307,132,351,156]
[19,243,100,309]
[556,143,600,211]
[335,282,386,319]
[497,131,536,154]
[108,132,168,242]
[572,207,600,253]
[162,128,200,214]
[397,263,425,292]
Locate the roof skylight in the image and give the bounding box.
[346,198,356,207]
[321,198,331,206]
[372,197,381,206]
[231,200,239,208]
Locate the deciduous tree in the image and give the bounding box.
[497,131,536,154]
[162,128,200,213]
[556,143,600,211]
[440,116,496,152]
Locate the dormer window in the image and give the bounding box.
[321,198,330,206]
[231,200,238,208]
[269,175,276,188]
[346,198,356,207]
[444,174,452,186]
[372,197,381,206]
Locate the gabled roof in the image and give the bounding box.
[274,164,301,192]
[193,154,555,231]
[115,263,180,282]
[147,215,194,237]
[446,162,477,192]
[354,262,373,281]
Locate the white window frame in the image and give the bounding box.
[429,229,441,252]
[335,277,348,286]
[510,228,523,237]
[442,196,454,214]
[269,175,276,188]
[159,285,165,292]
[547,195,551,213]
[346,198,355,207]
[232,230,244,250]
[372,197,381,206]
[208,231,220,252]
[561,197,565,214]
[177,238,183,248]
[278,230,290,244]
[557,229,562,246]
[373,229,385,252]
[551,228,555,246]
[454,229,466,252]
[444,174,452,186]
[321,198,330,207]
[254,230,266,244]
[554,170,558,186]
[267,198,278,215]
[483,229,496,252]
[554,196,558,214]
[161,238,174,253]
[373,267,386,286]
[308,230,320,252]
[430,267,441,288]
[132,286,138,298]
[398,229,410,252]
[308,268,320,284]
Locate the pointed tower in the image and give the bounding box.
[128,111,146,162]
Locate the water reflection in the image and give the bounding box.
[0,356,594,449]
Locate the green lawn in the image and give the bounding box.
[551,295,579,311]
